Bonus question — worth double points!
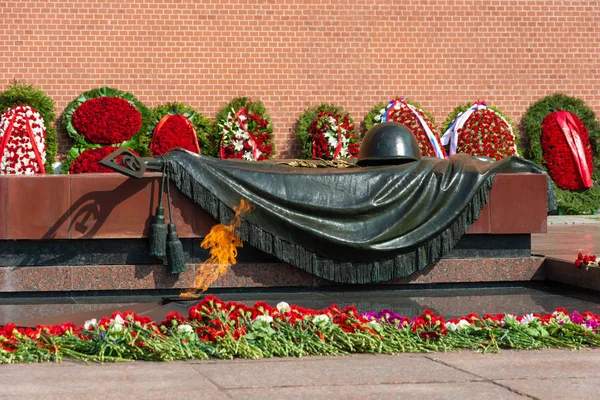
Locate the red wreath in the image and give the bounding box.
[72,97,142,144]
[149,114,200,156]
[456,109,517,161]
[383,102,445,158]
[70,146,139,174]
[309,111,360,159]
[541,111,594,190]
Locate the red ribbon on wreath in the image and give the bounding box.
[0,112,45,173]
[553,111,593,188]
[311,116,344,159]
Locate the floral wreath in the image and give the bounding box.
[296,104,360,160]
[69,146,140,174]
[213,97,274,161]
[141,103,212,157]
[0,82,57,173]
[441,101,518,161]
[365,97,445,158]
[522,93,600,214]
[62,87,151,174]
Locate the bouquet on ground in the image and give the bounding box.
[522,93,600,214]
[441,101,518,161]
[296,103,360,160]
[212,97,274,161]
[365,97,445,158]
[0,82,58,174]
[142,103,212,157]
[62,87,150,174]
[3,295,600,363]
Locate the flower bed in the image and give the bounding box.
[441,102,518,161]
[2,296,600,363]
[213,97,274,160]
[365,97,445,158]
[296,104,360,159]
[0,82,57,173]
[142,103,212,156]
[522,94,600,215]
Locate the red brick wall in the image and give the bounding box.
[1,0,599,158]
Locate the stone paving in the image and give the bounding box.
[1,349,598,399]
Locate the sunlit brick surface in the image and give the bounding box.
[1,0,598,157]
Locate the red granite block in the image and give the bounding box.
[0,266,72,292]
[210,263,316,288]
[0,176,7,239]
[489,174,547,234]
[7,175,71,239]
[466,203,491,234]
[71,264,197,290]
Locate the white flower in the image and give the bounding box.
[111,314,125,325]
[255,314,273,324]
[393,103,401,110]
[238,114,247,122]
[374,114,381,121]
[501,314,515,327]
[276,302,290,313]
[327,137,338,148]
[379,108,386,115]
[234,140,244,151]
[84,319,97,330]
[109,323,124,332]
[177,324,194,334]
[444,319,470,331]
[243,151,254,161]
[520,313,537,326]
[328,116,337,125]
[312,314,330,325]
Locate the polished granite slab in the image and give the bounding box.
[2,282,599,327]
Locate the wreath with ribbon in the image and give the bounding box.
[0,81,57,174]
[522,93,600,214]
[212,97,274,161]
[365,97,445,158]
[441,101,518,161]
[62,87,151,174]
[141,103,211,157]
[296,104,360,160]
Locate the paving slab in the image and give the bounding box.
[226,381,522,400]
[190,354,481,389]
[496,377,600,400]
[0,361,219,397]
[428,349,600,380]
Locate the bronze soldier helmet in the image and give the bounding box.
[357,122,422,166]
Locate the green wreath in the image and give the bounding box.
[522,93,600,214]
[295,103,356,160]
[140,102,212,155]
[440,102,519,154]
[0,81,58,172]
[210,97,275,158]
[364,97,436,132]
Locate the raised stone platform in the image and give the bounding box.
[0,172,549,293]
